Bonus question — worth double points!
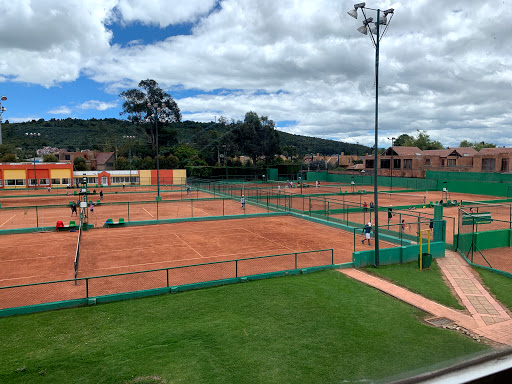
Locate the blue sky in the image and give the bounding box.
[1,0,511,148]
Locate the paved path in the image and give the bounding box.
[339,250,512,346]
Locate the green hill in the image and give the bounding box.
[1,118,369,163]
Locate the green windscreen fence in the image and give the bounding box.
[456,202,512,274]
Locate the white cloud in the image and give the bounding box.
[78,100,117,111]
[48,106,72,115]
[1,0,512,147]
[7,116,41,123]
[115,0,217,27]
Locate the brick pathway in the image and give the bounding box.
[339,250,512,346]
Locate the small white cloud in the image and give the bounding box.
[7,116,41,123]
[48,106,72,115]
[78,100,117,111]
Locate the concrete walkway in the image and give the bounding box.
[339,250,512,347]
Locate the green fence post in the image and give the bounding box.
[36,206,39,228]
[295,253,298,269]
[331,249,334,265]
[354,228,356,252]
[191,199,193,218]
[86,278,89,298]
[166,269,169,287]
[223,198,225,216]
[157,200,159,220]
[127,202,130,222]
[235,260,238,277]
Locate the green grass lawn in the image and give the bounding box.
[475,268,512,311]
[363,259,464,310]
[0,271,489,384]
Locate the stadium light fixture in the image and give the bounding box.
[347,3,366,19]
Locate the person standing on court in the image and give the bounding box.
[71,201,77,216]
[241,195,245,210]
[361,222,372,246]
[388,204,393,222]
[100,190,103,200]
[187,185,191,195]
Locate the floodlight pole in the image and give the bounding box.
[373,9,380,267]
[0,96,6,145]
[388,136,395,190]
[148,103,166,197]
[347,4,395,267]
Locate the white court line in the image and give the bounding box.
[241,227,295,252]
[143,207,154,217]
[0,275,40,283]
[0,214,17,228]
[174,233,204,258]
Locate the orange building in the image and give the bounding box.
[0,162,73,189]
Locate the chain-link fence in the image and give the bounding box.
[0,249,333,310]
[456,203,512,274]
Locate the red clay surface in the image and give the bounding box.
[0,198,268,230]
[468,247,512,274]
[0,215,396,309]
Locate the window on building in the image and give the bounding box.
[380,159,390,169]
[8,179,26,186]
[441,159,445,166]
[0,179,3,187]
[62,178,70,185]
[482,158,496,171]
[404,159,412,169]
[51,178,61,184]
[106,162,114,167]
[393,159,401,169]
[39,178,49,185]
[447,159,456,167]
[65,155,71,160]
[425,158,431,166]
[502,158,508,172]
[365,159,374,168]
[29,179,37,186]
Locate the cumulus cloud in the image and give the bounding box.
[78,100,118,111]
[48,106,72,115]
[115,0,217,27]
[1,0,512,147]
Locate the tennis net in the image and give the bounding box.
[74,220,82,282]
[378,191,428,205]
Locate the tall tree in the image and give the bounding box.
[119,79,181,151]
[232,111,281,166]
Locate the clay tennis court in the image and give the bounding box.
[0,214,397,309]
[0,198,268,230]
[468,247,512,274]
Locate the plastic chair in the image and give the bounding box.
[69,221,76,229]
[106,218,113,224]
[119,218,125,224]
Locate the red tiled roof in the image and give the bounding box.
[95,152,114,165]
[388,147,423,156]
[476,148,512,155]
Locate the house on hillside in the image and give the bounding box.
[54,150,115,170]
[93,152,116,171]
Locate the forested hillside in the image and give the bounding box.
[0,118,369,166]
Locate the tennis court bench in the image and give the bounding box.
[104,218,125,227]
[57,220,78,231]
